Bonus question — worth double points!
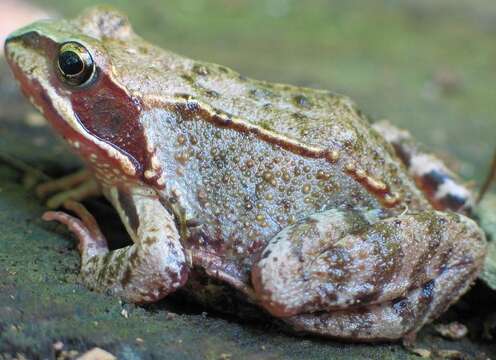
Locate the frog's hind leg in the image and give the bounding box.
[44,201,108,257]
[251,209,486,340]
[43,191,189,303]
[372,120,474,213]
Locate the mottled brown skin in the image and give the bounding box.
[4,6,487,341]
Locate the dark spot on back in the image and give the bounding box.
[413,279,437,320]
[392,297,410,316]
[192,63,209,76]
[421,280,435,302]
[292,94,312,109]
[292,112,308,121]
[248,88,275,100]
[180,73,195,83]
[409,242,441,289]
[261,249,272,259]
[186,100,200,112]
[204,89,221,98]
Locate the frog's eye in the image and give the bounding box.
[56,42,95,87]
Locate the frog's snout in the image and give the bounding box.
[4,18,60,60]
[5,30,40,55]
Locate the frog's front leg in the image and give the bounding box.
[43,189,189,303]
[372,120,474,213]
[252,209,486,340]
[36,169,100,209]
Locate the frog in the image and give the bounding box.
[4,6,487,342]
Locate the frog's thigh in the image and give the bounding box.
[48,190,189,303]
[372,120,474,213]
[252,209,485,340]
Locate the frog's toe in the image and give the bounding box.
[42,200,108,257]
[36,169,91,198]
[35,169,100,209]
[45,180,100,209]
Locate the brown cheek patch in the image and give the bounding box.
[71,72,159,184]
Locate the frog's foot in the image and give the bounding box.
[372,120,474,214]
[43,193,189,303]
[36,169,100,209]
[43,200,108,257]
[252,209,486,341]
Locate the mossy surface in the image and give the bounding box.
[1,0,495,358]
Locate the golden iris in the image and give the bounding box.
[56,42,95,86]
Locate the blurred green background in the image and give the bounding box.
[1,1,495,359]
[36,0,496,182]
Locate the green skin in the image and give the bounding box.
[4,6,487,341]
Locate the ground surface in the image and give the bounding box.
[0,0,495,359]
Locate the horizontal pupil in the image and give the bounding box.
[59,51,84,75]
